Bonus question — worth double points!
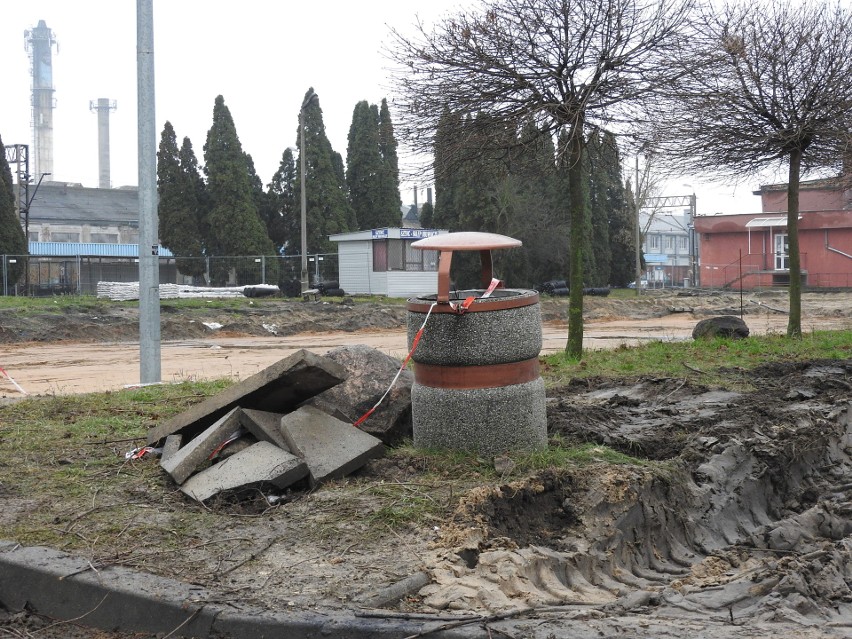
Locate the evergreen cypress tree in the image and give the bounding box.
[418,201,434,228]
[511,120,565,287]
[266,148,298,254]
[245,152,280,282]
[432,113,515,287]
[377,99,402,226]
[178,136,210,257]
[585,131,612,287]
[295,88,355,255]
[432,109,463,230]
[346,101,383,229]
[203,95,277,285]
[157,122,206,279]
[598,132,634,287]
[0,135,27,285]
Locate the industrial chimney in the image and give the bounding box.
[90,98,117,188]
[24,20,58,180]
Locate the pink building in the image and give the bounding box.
[695,177,852,289]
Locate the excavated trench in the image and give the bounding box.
[421,360,852,628]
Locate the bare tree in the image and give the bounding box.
[388,0,693,358]
[651,0,852,337]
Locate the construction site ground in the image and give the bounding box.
[1,289,851,638]
[1,289,851,398]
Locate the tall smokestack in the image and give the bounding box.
[25,20,58,180]
[90,98,117,188]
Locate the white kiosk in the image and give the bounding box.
[329,227,448,298]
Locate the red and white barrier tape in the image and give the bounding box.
[448,277,501,313]
[0,365,27,395]
[353,301,437,428]
[353,278,504,428]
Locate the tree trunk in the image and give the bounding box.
[566,121,585,359]
[786,149,802,338]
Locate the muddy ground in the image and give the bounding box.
[1,290,851,638]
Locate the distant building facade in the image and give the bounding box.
[23,182,139,245]
[640,208,695,287]
[695,177,852,289]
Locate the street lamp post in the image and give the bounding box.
[21,172,51,295]
[22,171,51,242]
[634,154,642,295]
[299,90,318,294]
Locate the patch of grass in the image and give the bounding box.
[543,329,852,390]
[517,441,652,470]
[0,294,132,316]
[388,438,652,478]
[605,287,641,299]
[364,483,445,527]
[0,379,231,550]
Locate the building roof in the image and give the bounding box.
[26,182,139,226]
[29,241,173,257]
[753,174,849,195]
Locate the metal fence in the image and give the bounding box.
[1,253,340,297]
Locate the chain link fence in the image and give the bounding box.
[1,253,340,297]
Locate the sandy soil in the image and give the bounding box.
[2,290,850,398]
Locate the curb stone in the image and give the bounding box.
[0,541,475,639]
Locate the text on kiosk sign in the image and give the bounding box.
[371,229,443,240]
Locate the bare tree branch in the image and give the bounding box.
[648,0,852,336]
[386,0,694,357]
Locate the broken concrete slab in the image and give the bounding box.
[160,408,242,485]
[303,396,354,425]
[239,408,290,451]
[180,441,309,502]
[161,434,182,464]
[305,345,413,444]
[280,405,385,487]
[147,349,347,445]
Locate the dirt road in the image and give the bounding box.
[1,306,847,398]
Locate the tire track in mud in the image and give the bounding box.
[422,361,852,629]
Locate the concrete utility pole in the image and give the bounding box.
[634,153,643,295]
[137,0,161,383]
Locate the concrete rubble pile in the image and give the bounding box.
[147,348,408,502]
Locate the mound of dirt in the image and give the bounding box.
[417,360,852,630]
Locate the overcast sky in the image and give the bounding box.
[1,0,766,216]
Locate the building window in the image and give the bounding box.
[388,239,404,270]
[51,232,80,243]
[647,235,661,250]
[664,235,675,251]
[90,233,119,243]
[679,236,688,251]
[373,239,439,273]
[28,231,39,242]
